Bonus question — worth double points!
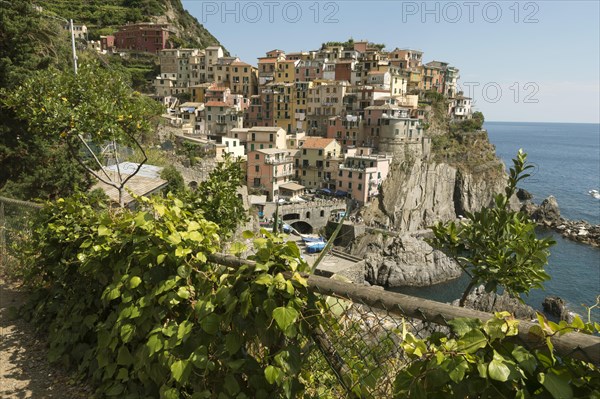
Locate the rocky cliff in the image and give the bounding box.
[360,141,507,232]
[351,232,462,287]
[355,112,514,287]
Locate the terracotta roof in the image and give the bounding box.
[368,70,387,75]
[258,58,278,63]
[301,137,336,149]
[205,101,229,107]
[207,86,227,91]
[231,61,251,66]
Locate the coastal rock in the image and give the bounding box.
[531,195,561,223]
[352,232,462,287]
[542,296,576,323]
[453,285,538,320]
[517,188,533,201]
[521,197,600,247]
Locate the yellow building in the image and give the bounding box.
[296,137,342,189]
[275,60,299,83]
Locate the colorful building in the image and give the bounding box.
[115,23,173,53]
[296,137,342,190]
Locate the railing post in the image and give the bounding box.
[0,201,5,267]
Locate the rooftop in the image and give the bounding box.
[301,137,336,149]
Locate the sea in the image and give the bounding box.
[394,122,600,321]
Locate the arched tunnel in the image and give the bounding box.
[291,221,313,234]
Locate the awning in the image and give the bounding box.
[334,190,348,197]
[318,188,333,195]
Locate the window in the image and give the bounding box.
[348,172,353,178]
[318,149,323,156]
[255,154,259,159]
[302,149,307,155]
[339,181,342,187]
[255,165,259,172]
[320,210,325,217]
[358,183,362,190]
[306,212,311,218]
[348,182,352,189]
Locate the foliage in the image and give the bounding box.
[395,312,600,398]
[450,112,485,133]
[20,188,315,398]
[42,0,224,50]
[183,156,247,237]
[160,165,185,194]
[429,150,555,306]
[1,62,162,203]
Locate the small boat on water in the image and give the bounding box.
[589,190,600,199]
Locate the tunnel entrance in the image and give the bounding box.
[291,221,313,234]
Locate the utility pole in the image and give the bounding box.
[69,19,78,75]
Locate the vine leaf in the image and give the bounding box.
[272,306,298,331]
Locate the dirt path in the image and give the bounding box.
[0,279,93,398]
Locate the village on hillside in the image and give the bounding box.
[76,22,475,217]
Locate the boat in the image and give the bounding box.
[306,241,326,253]
[301,235,325,243]
[589,190,600,199]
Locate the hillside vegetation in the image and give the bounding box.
[41,0,224,49]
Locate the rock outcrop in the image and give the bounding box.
[542,296,577,323]
[531,195,561,223]
[524,196,600,247]
[453,285,538,320]
[352,232,462,287]
[360,152,509,233]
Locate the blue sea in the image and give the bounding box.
[395,122,600,320]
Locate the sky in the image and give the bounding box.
[182,0,600,123]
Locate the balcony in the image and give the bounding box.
[265,156,293,165]
[273,169,294,178]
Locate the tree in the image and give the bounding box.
[160,165,185,194]
[428,150,555,306]
[1,62,163,204]
[0,0,75,200]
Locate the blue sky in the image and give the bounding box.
[182,1,600,123]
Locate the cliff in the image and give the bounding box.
[354,106,513,288]
[361,131,506,232]
[351,232,462,287]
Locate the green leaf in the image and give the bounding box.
[242,230,254,239]
[117,346,134,366]
[201,313,220,335]
[128,276,141,289]
[272,306,299,331]
[488,359,511,382]
[265,365,281,385]
[225,332,243,355]
[511,346,537,374]
[177,321,193,342]
[538,372,573,399]
[448,318,482,336]
[120,324,135,343]
[98,225,111,236]
[177,287,190,299]
[146,334,163,355]
[457,329,488,354]
[171,359,191,383]
[157,253,166,265]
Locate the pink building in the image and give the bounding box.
[247,148,295,200]
[337,147,392,204]
[326,116,367,148]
